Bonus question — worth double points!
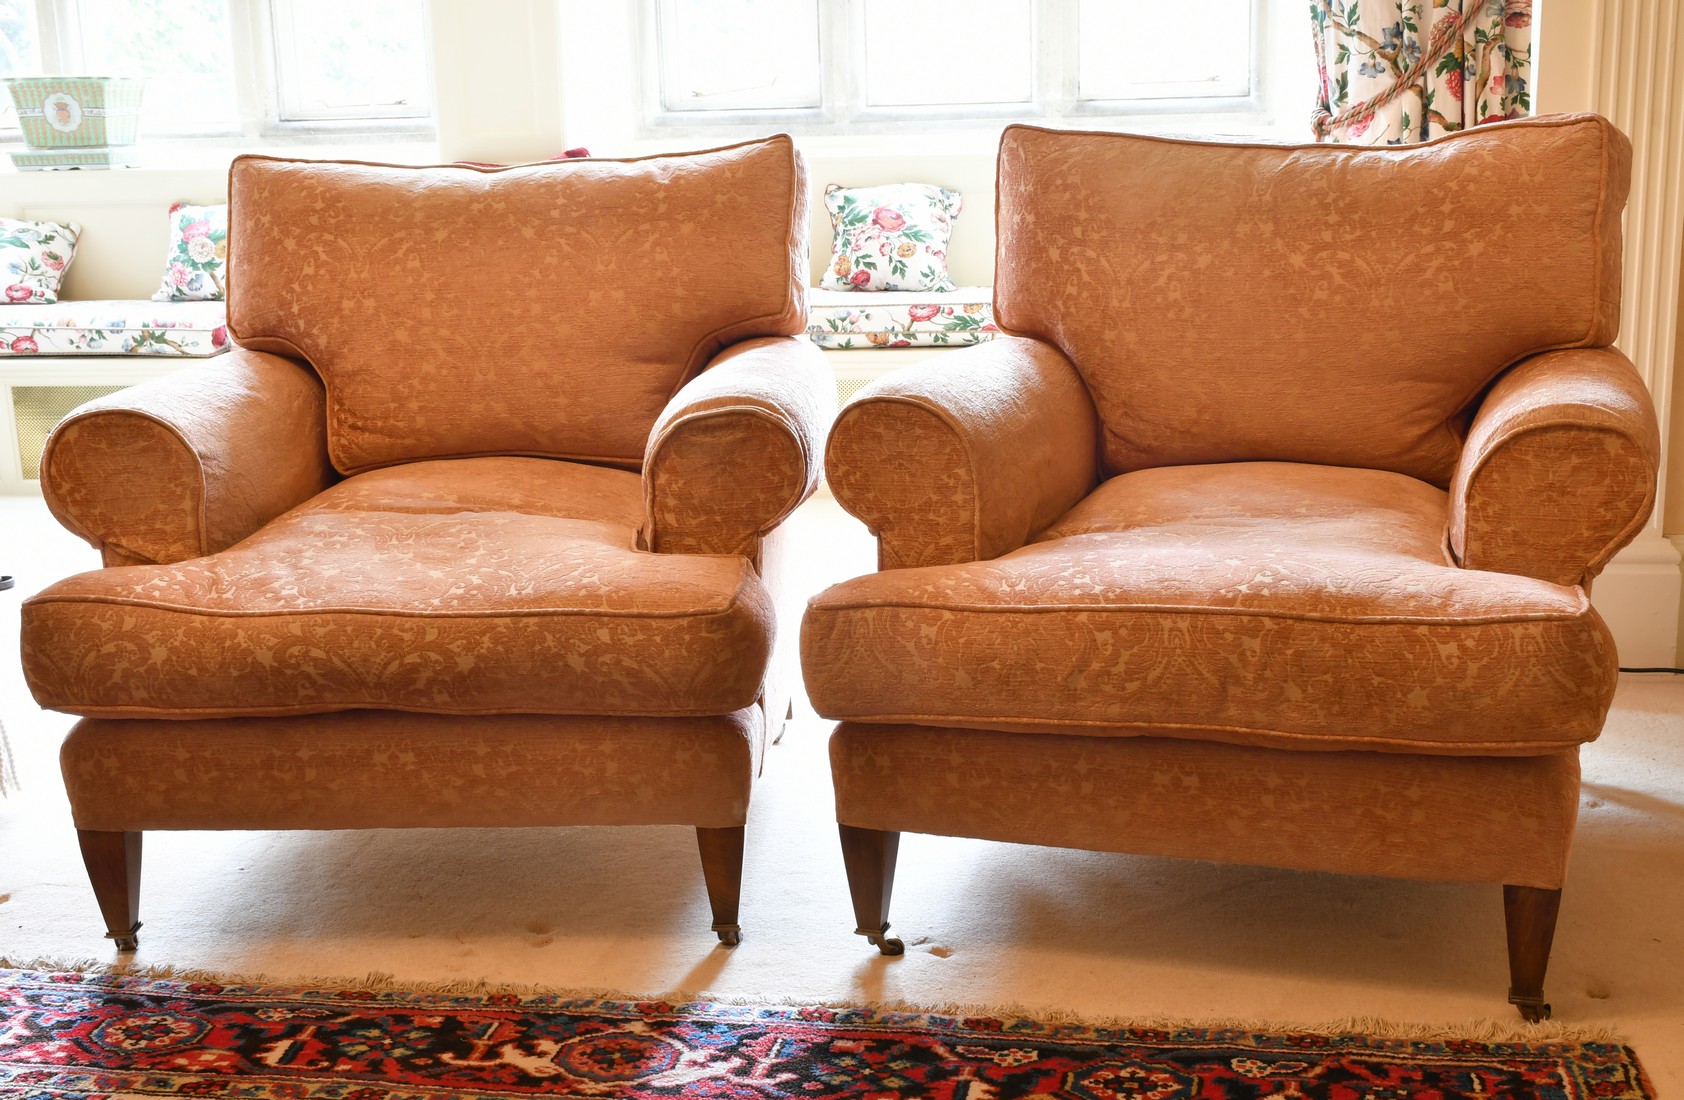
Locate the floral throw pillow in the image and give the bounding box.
[821,182,961,293]
[0,217,81,305]
[152,202,229,302]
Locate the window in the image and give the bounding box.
[269,0,430,122]
[0,0,432,140]
[0,0,41,132]
[646,0,1264,134]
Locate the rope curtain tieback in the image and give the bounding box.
[1311,0,1530,141]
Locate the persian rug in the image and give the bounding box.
[0,969,1654,1099]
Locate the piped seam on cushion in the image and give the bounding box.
[822,714,1603,754]
[44,701,766,720]
[809,585,1593,623]
[996,111,1609,156]
[25,585,760,620]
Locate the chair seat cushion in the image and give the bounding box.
[806,287,999,349]
[23,457,774,719]
[0,299,228,356]
[802,462,1618,755]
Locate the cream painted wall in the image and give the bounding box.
[1541,0,1684,545]
[1531,0,1684,665]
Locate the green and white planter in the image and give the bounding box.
[3,76,145,171]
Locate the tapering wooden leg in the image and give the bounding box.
[839,824,903,956]
[695,826,744,946]
[77,829,142,951]
[1505,884,1562,1021]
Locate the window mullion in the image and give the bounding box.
[1037,0,1075,121]
[226,0,274,137]
[823,0,853,131]
[37,0,82,70]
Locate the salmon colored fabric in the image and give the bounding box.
[62,709,762,831]
[644,336,836,558]
[227,137,810,474]
[24,457,774,720]
[825,336,1100,570]
[1450,346,1659,585]
[994,115,1631,485]
[40,349,335,566]
[804,462,1617,755]
[831,724,1580,890]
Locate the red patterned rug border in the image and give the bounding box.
[0,967,1655,1099]
[0,966,1645,1056]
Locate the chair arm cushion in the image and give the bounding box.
[41,348,334,566]
[643,336,836,557]
[1450,346,1659,586]
[826,335,1100,569]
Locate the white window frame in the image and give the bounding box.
[266,0,432,124]
[638,0,1274,140]
[5,0,434,143]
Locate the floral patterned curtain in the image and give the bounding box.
[1311,0,1533,144]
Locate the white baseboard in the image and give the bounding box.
[1593,533,1682,667]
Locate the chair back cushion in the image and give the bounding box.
[994,114,1630,485]
[228,137,809,474]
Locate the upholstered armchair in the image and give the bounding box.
[803,114,1655,1019]
[23,136,834,949]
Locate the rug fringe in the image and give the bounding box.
[0,955,1628,1047]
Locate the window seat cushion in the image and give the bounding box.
[0,299,229,357]
[807,286,998,349]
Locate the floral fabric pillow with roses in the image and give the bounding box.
[152,202,229,302]
[0,217,81,305]
[821,182,962,293]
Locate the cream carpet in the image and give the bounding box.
[2,493,1681,1090]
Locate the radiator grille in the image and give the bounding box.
[836,375,876,406]
[12,385,125,480]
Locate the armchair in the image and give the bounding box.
[23,135,835,949]
[802,114,1655,1018]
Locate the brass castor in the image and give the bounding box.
[714,924,743,947]
[108,922,142,952]
[857,924,905,956]
[1509,991,1551,1023]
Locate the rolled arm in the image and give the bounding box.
[827,335,1101,569]
[643,336,836,557]
[41,348,334,567]
[1450,346,1658,587]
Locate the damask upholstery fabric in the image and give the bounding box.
[226,137,810,475]
[24,456,774,719]
[62,708,762,831]
[825,336,1100,570]
[830,724,1580,890]
[993,115,1630,486]
[803,462,1617,755]
[1450,346,1659,586]
[643,336,836,558]
[40,349,334,567]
